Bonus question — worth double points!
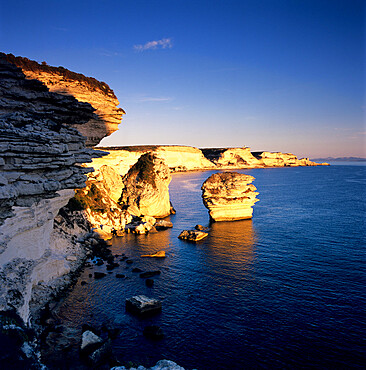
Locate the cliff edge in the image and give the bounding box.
[0,54,123,323]
[3,53,125,146]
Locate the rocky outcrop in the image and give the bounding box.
[202,147,262,168]
[91,146,326,178]
[251,151,321,167]
[3,53,125,146]
[201,172,259,221]
[112,359,185,370]
[178,230,208,242]
[92,145,216,176]
[0,54,122,324]
[119,153,173,218]
[70,165,132,239]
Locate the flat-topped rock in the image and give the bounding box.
[201,172,259,221]
[125,295,162,315]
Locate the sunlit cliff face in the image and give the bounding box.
[0,54,125,323]
[3,53,125,147]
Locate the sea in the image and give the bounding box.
[49,163,366,369]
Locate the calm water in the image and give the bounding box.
[52,165,366,369]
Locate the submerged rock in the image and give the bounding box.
[201,172,259,221]
[145,279,154,287]
[141,251,166,258]
[94,272,106,279]
[111,359,185,370]
[125,295,162,315]
[178,230,208,242]
[139,271,161,278]
[143,325,164,340]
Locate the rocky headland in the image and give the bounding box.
[0,53,129,326]
[201,172,259,221]
[4,53,125,147]
[93,145,327,177]
[0,52,328,368]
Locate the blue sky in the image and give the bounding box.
[0,0,364,157]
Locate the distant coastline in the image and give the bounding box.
[311,157,366,162]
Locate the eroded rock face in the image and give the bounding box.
[201,172,259,221]
[92,145,216,176]
[91,146,324,178]
[72,165,131,239]
[252,151,321,167]
[3,53,125,147]
[0,54,119,323]
[119,153,172,218]
[202,147,262,168]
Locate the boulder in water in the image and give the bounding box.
[178,230,208,242]
[125,295,162,315]
[141,251,166,258]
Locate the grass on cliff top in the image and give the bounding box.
[4,53,117,98]
[67,183,108,213]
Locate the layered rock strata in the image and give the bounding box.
[71,165,132,239]
[119,153,173,218]
[201,147,262,168]
[201,172,259,221]
[92,146,326,178]
[0,55,122,323]
[251,151,320,167]
[3,53,125,147]
[92,145,216,175]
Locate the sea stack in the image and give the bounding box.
[119,153,173,218]
[201,172,259,221]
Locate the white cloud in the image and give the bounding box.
[134,38,173,52]
[138,96,173,102]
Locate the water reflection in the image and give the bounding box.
[207,219,257,268]
[113,219,173,256]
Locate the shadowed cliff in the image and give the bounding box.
[2,53,125,147]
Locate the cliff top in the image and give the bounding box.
[97,145,202,153]
[2,52,117,99]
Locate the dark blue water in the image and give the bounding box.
[54,165,366,369]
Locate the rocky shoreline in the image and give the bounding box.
[94,145,329,177]
[0,52,328,369]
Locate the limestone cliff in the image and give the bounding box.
[3,53,125,146]
[71,165,132,238]
[0,55,122,323]
[119,153,173,218]
[202,147,262,168]
[91,146,325,177]
[93,145,216,176]
[201,172,259,221]
[251,151,321,167]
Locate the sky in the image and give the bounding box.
[0,0,364,158]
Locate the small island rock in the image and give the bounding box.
[178,230,208,242]
[201,172,259,221]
